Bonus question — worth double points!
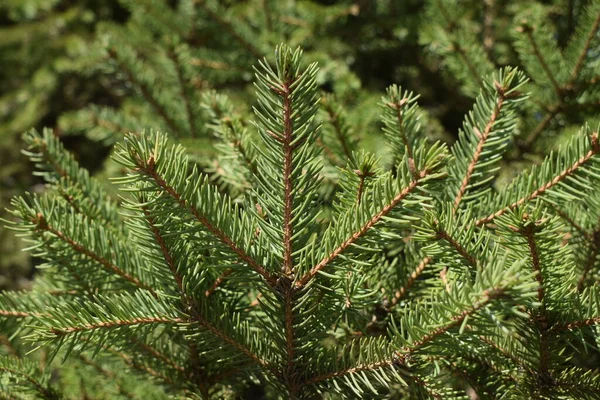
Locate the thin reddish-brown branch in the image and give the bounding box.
[132,339,187,374]
[551,317,600,332]
[390,256,432,306]
[454,83,506,210]
[451,40,485,90]
[105,347,177,385]
[398,288,503,355]
[303,359,394,386]
[0,366,56,399]
[0,310,35,318]
[520,26,562,96]
[577,235,599,291]
[143,211,273,373]
[168,50,197,138]
[296,170,429,288]
[194,1,263,60]
[520,224,551,378]
[477,132,600,226]
[107,49,180,136]
[521,106,560,148]
[205,268,234,297]
[50,317,184,335]
[322,99,353,161]
[570,11,600,83]
[282,83,294,277]
[142,159,276,286]
[306,287,504,386]
[435,227,478,267]
[478,335,528,371]
[79,355,138,399]
[37,216,156,296]
[280,78,300,396]
[549,203,594,242]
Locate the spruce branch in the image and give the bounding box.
[565,3,600,85]
[252,44,323,396]
[577,236,600,291]
[193,0,263,60]
[518,221,551,378]
[130,338,187,375]
[104,346,178,386]
[449,68,528,210]
[477,128,600,226]
[142,153,273,284]
[517,23,562,97]
[107,48,181,137]
[389,256,433,307]
[115,133,276,286]
[78,355,139,400]
[433,225,478,267]
[0,357,58,400]
[320,95,355,163]
[22,129,123,230]
[381,86,422,172]
[167,46,197,138]
[297,166,436,288]
[40,218,156,296]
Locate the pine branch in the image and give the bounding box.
[167,48,197,138]
[204,269,233,297]
[381,86,422,171]
[130,338,187,375]
[477,129,600,226]
[78,355,140,400]
[306,288,502,387]
[146,158,272,282]
[521,106,560,148]
[41,216,155,296]
[518,24,562,97]
[126,143,275,286]
[141,209,274,374]
[389,256,432,307]
[193,0,263,60]
[48,316,184,336]
[551,317,600,332]
[104,346,177,386]
[577,239,599,291]
[434,224,478,267]
[281,81,294,277]
[454,80,516,209]
[449,68,527,210]
[0,357,58,400]
[321,95,354,162]
[567,5,600,84]
[22,129,123,229]
[107,48,180,137]
[518,223,551,378]
[397,287,507,359]
[297,168,431,288]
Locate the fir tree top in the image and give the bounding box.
[1,44,600,399]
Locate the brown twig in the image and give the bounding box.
[107,49,180,137]
[476,132,599,226]
[454,81,507,210]
[36,215,156,296]
[389,256,432,307]
[49,317,184,336]
[296,170,430,288]
[142,159,276,286]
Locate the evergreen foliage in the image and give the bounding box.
[2,43,600,399]
[3,0,600,291]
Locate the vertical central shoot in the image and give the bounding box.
[253,45,322,396]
